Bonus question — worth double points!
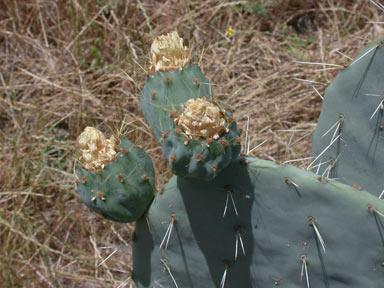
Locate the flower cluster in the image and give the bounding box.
[77,127,117,171]
[150,31,190,72]
[175,97,229,140]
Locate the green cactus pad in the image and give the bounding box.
[312,39,384,196]
[133,157,384,287]
[76,137,155,223]
[141,64,241,180]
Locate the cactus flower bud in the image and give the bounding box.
[175,97,228,140]
[150,31,190,72]
[77,127,117,171]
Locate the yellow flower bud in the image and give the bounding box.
[77,127,117,171]
[175,98,229,140]
[150,31,191,72]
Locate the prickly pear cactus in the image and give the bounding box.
[73,32,384,288]
[133,157,384,287]
[76,128,155,223]
[312,39,384,196]
[141,32,241,180]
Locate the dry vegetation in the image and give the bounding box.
[1,0,383,287]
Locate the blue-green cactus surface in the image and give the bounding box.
[133,157,384,287]
[312,39,384,196]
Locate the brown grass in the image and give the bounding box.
[0,0,383,287]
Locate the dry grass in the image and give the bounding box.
[0,0,383,287]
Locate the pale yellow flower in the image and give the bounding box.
[175,98,229,140]
[77,127,117,171]
[150,31,191,72]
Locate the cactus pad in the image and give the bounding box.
[133,157,384,287]
[312,39,384,196]
[141,64,241,180]
[76,137,155,223]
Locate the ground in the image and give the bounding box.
[0,0,383,287]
